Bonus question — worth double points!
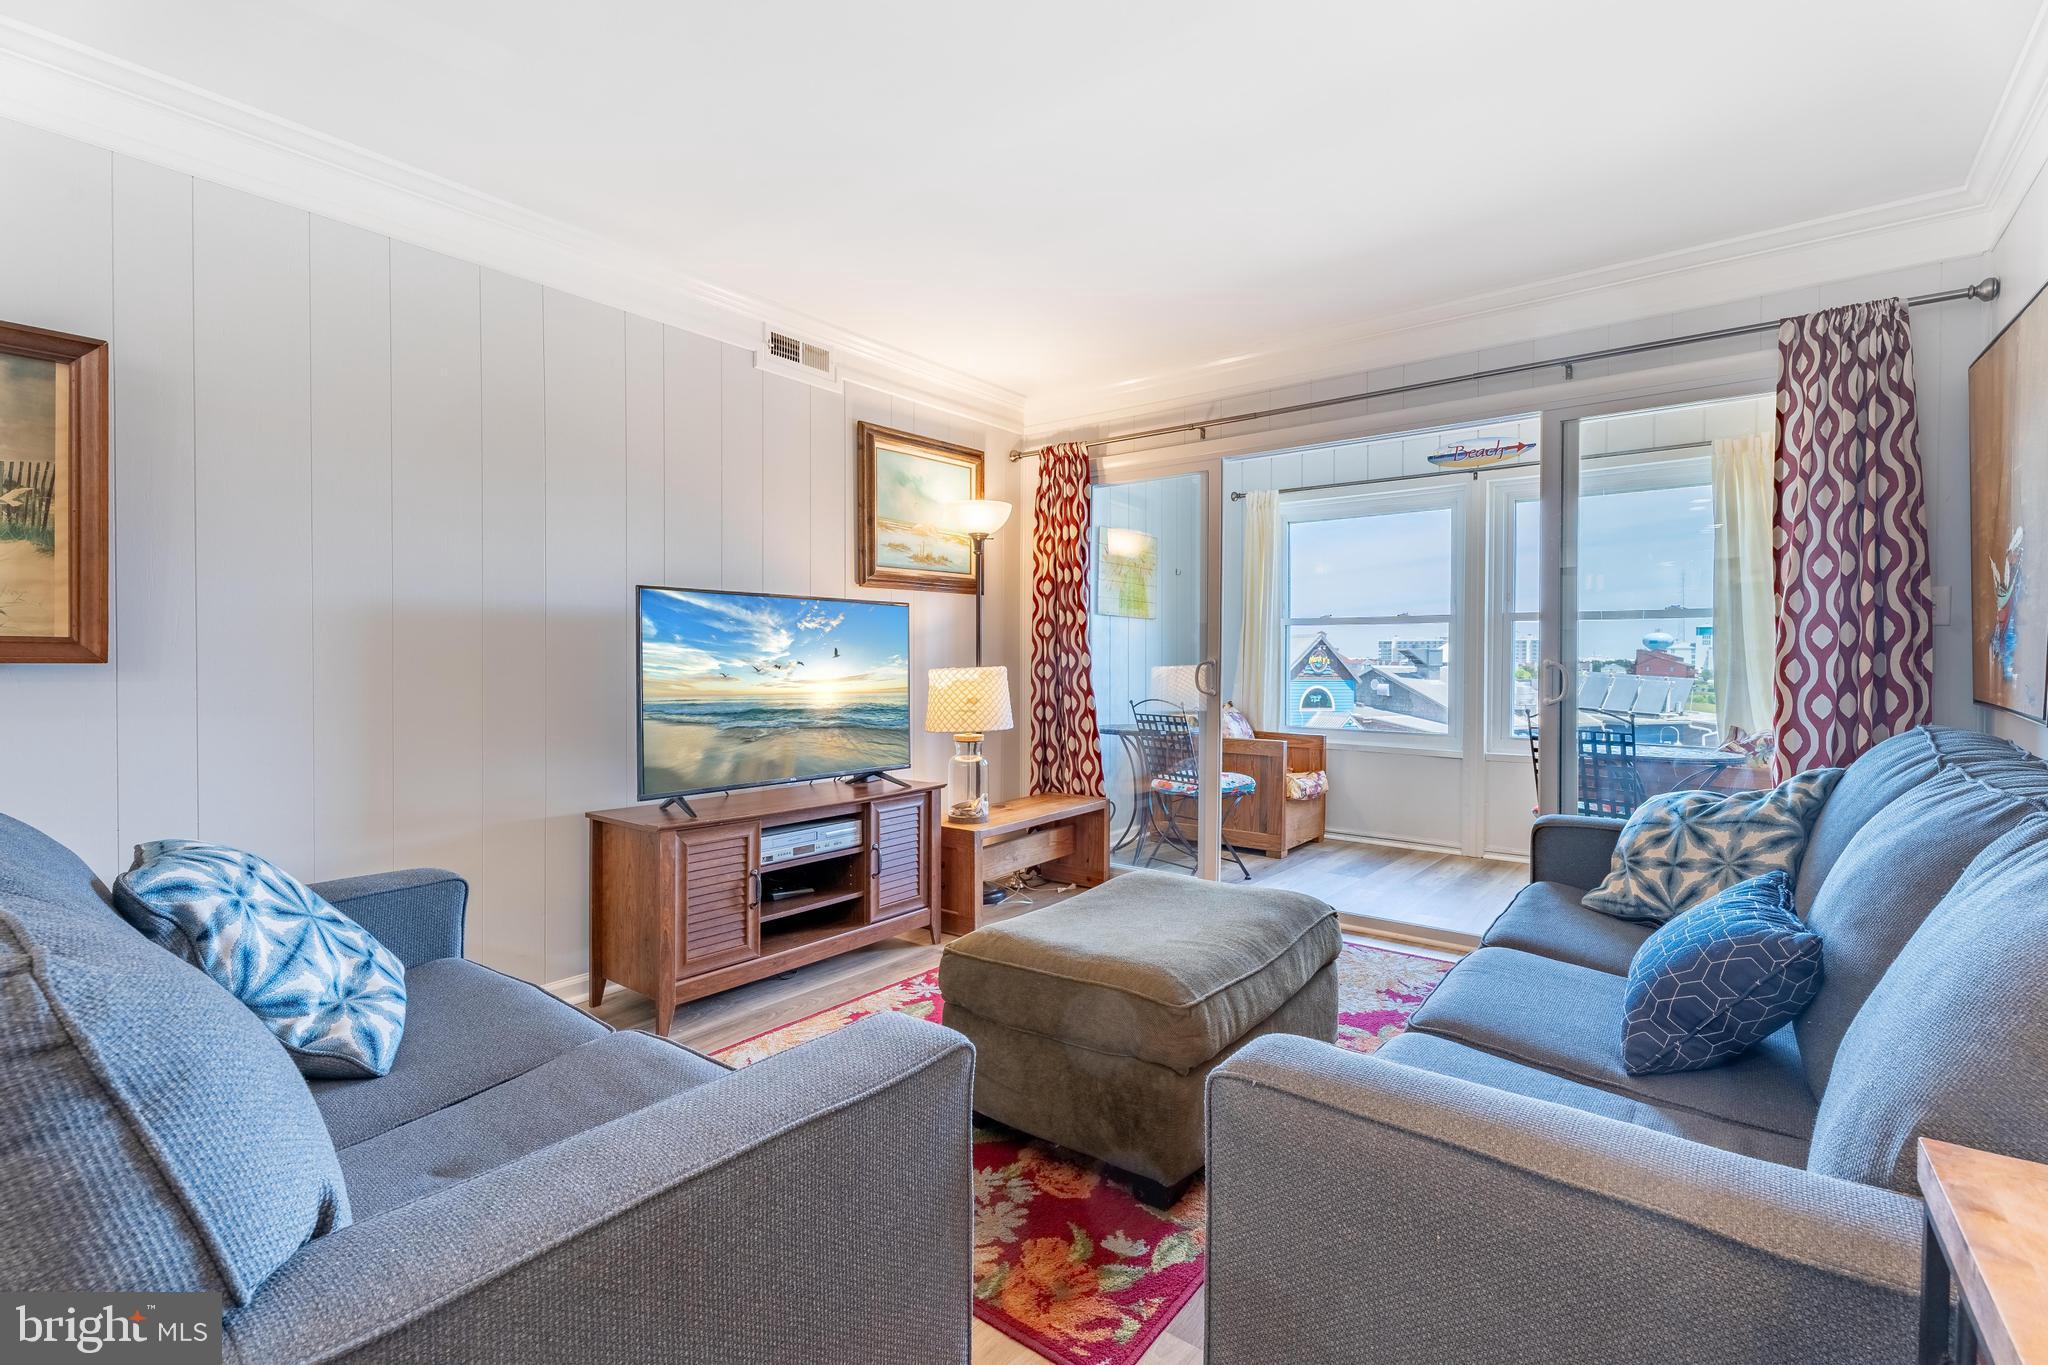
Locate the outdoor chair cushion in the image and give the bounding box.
[1151,770,1257,797]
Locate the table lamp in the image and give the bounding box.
[946,498,1012,665]
[1149,664,1204,715]
[926,665,1014,823]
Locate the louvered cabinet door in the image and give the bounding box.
[869,795,929,920]
[677,822,760,976]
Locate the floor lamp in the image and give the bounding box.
[949,498,1012,665]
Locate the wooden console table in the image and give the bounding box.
[588,778,943,1034]
[1918,1138,2048,1365]
[939,793,1109,936]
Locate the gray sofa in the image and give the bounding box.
[0,813,975,1364]
[1206,725,2048,1364]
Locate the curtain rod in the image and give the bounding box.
[1228,437,1715,501]
[1009,278,2000,462]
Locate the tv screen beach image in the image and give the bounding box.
[639,588,912,797]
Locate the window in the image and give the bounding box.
[1490,479,1541,750]
[1576,456,1717,733]
[1282,488,1460,740]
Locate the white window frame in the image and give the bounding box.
[1278,482,1465,754]
[1486,475,1542,756]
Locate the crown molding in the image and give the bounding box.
[0,17,1028,433]
[1021,196,1991,435]
[5,12,2043,444]
[1023,12,2048,435]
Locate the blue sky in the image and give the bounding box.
[640,589,908,701]
[1288,479,1723,665]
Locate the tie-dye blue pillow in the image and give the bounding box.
[113,840,406,1078]
[1582,768,1843,923]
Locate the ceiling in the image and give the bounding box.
[3,0,2044,422]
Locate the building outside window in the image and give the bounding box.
[1281,489,1458,738]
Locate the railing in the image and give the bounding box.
[0,460,56,533]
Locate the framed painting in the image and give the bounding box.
[0,320,107,664]
[1969,282,2048,720]
[1096,526,1157,618]
[856,421,984,594]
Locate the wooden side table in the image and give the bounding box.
[1918,1138,2048,1365]
[939,793,1109,936]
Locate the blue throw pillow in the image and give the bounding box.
[113,840,407,1079]
[1621,871,1823,1076]
[1583,767,1842,923]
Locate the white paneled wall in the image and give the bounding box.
[0,118,1019,986]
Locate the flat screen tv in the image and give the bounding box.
[637,586,913,801]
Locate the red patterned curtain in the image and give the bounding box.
[1028,443,1104,796]
[1772,298,1933,777]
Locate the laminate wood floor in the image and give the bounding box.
[586,836,1496,1365]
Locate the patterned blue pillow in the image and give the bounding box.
[113,840,406,1079]
[1582,767,1842,923]
[1622,871,1823,1076]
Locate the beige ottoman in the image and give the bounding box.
[937,870,1339,1202]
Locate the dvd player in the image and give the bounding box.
[760,818,863,866]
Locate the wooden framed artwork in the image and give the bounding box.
[1969,282,2048,720]
[0,320,107,663]
[856,421,984,595]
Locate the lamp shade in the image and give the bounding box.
[946,498,1013,538]
[925,666,1014,734]
[1149,664,1203,714]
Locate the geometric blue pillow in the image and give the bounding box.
[1621,870,1823,1076]
[112,840,406,1079]
[1582,767,1842,923]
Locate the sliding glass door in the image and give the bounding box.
[1538,394,1780,815]
[1089,466,1227,879]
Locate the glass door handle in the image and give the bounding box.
[1195,659,1221,697]
[1539,659,1568,706]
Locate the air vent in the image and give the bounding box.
[757,327,841,391]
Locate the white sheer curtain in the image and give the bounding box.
[1712,434,1775,741]
[1234,489,1281,729]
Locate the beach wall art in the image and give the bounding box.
[856,421,984,594]
[0,320,107,663]
[1969,283,2048,721]
[638,586,913,798]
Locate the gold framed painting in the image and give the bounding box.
[1970,281,2048,720]
[0,320,107,663]
[856,421,984,594]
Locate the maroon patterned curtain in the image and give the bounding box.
[1772,298,1933,777]
[1028,443,1104,796]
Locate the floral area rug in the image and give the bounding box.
[713,941,1451,1365]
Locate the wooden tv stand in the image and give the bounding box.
[587,778,944,1034]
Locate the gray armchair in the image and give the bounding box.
[1205,1037,1920,1365]
[229,1011,974,1364]
[0,811,977,1365]
[1204,726,2048,1365]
